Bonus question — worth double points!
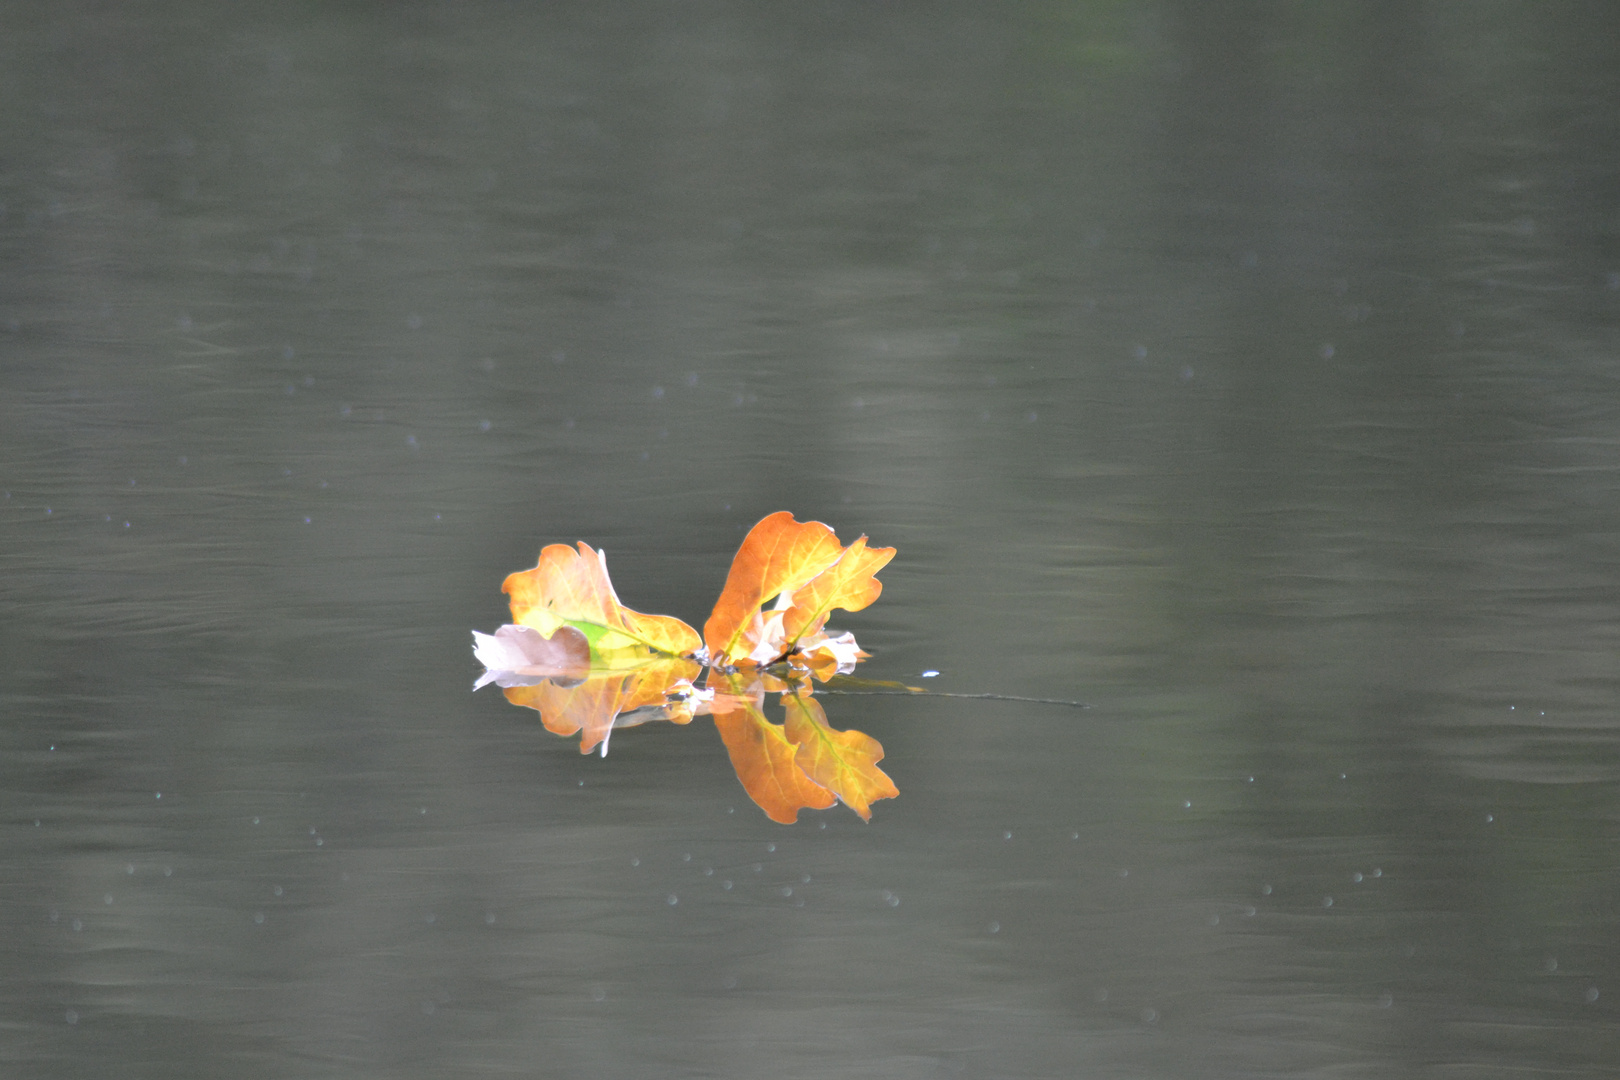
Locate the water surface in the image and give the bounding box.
[4,4,1619,1077]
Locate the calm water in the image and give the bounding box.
[4,4,1619,1077]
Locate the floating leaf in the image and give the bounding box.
[781,690,897,821]
[702,512,844,665]
[504,542,701,662]
[778,536,896,654]
[504,656,702,756]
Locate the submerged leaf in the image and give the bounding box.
[702,512,844,665]
[504,542,701,661]
[780,691,897,821]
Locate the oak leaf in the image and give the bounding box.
[504,542,701,663]
[778,535,895,656]
[702,512,845,665]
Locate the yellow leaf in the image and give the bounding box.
[779,536,896,652]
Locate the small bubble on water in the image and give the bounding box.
[1379,993,1394,1009]
[801,874,811,884]
[1353,872,1363,883]
[592,988,606,1002]
[1545,957,1559,973]
[163,867,172,877]
[1209,914,1220,926]
[65,1010,78,1025]
[1323,896,1334,908]
[666,894,678,906]
[988,921,1000,934]
[883,891,901,907]
[479,419,491,431]
[1244,906,1256,917]
[125,864,135,875]
[765,842,776,853]
[1485,813,1495,824]
[252,817,260,825]
[1003,831,1013,840]
[1586,987,1599,1003]
[1071,832,1080,840]
[485,912,496,925]
[103,894,113,905]
[424,913,436,924]
[781,887,793,898]
[1141,1008,1159,1023]
[753,863,762,873]
[682,853,691,862]
[273,885,283,897]
[72,919,83,932]
[722,880,733,890]
[315,838,323,847]
[1183,800,1192,809]
[630,857,640,867]
[705,867,714,876]
[254,912,264,924]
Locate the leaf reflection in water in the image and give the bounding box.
[481,657,896,822]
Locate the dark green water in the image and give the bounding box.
[4,4,1619,1077]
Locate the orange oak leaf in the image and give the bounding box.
[778,536,896,653]
[504,542,701,661]
[702,512,845,665]
[706,672,836,823]
[504,656,701,756]
[780,691,897,821]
